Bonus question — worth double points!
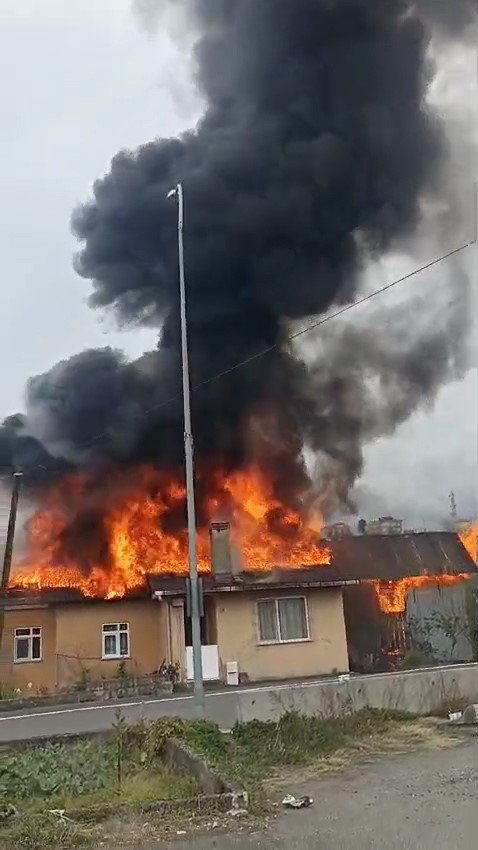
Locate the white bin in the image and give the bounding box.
[226,660,239,686]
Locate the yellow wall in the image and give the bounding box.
[0,598,169,693]
[0,587,349,694]
[0,606,57,693]
[54,599,166,687]
[214,588,349,682]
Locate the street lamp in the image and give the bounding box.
[167,183,205,716]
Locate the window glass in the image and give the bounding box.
[278,597,308,640]
[32,636,42,659]
[104,634,117,656]
[119,631,129,656]
[258,600,279,642]
[15,638,30,660]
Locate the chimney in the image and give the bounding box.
[210,521,232,576]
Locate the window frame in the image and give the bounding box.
[14,627,42,663]
[101,622,130,660]
[256,595,310,645]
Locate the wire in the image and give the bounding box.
[191,238,476,392]
[3,236,475,474]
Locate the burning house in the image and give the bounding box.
[0,3,476,689]
[333,532,478,671]
[0,525,353,692]
[1,525,476,693]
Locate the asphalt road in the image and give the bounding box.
[0,690,238,742]
[0,664,475,744]
[140,737,478,849]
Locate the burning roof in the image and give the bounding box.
[4,530,475,611]
[327,532,477,581]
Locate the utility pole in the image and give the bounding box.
[167,182,205,716]
[1,470,23,590]
[0,469,23,652]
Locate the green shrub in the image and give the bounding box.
[231,708,414,767]
[400,650,434,669]
[0,682,21,700]
[125,716,227,764]
[0,741,114,800]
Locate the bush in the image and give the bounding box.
[400,650,434,670]
[231,708,414,767]
[125,716,227,764]
[0,682,21,700]
[0,741,114,799]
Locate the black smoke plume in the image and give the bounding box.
[2,0,473,527]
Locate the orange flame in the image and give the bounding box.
[374,574,470,615]
[10,465,329,599]
[458,521,478,564]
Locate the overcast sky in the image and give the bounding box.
[0,0,476,528]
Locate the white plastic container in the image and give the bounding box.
[226,660,239,686]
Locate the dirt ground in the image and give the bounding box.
[114,728,477,850]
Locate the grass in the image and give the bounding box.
[0,814,89,850]
[118,708,422,810]
[0,738,197,812]
[223,708,420,801]
[0,708,457,848]
[0,735,198,849]
[400,649,435,669]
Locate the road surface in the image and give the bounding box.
[0,690,238,743]
[0,664,476,744]
[131,737,478,849]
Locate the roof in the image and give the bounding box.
[327,532,476,581]
[3,532,474,608]
[148,565,355,597]
[0,587,146,609]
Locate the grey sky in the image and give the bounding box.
[0,0,476,527]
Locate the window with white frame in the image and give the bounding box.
[257,597,309,643]
[14,627,42,662]
[102,623,130,659]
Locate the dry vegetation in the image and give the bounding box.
[0,710,464,849]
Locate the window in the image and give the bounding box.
[257,597,309,643]
[102,623,130,659]
[14,627,42,662]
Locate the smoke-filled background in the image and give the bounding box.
[0,0,476,540]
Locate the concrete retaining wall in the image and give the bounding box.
[162,737,228,795]
[233,664,478,723]
[0,675,173,713]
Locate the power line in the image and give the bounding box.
[192,238,475,392]
[4,236,475,473]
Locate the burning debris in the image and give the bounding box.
[0,1,475,596]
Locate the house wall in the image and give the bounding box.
[214,587,349,682]
[344,579,477,672]
[406,583,475,662]
[0,598,168,692]
[55,599,165,687]
[0,606,57,692]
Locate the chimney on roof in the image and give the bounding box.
[210,521,232,576]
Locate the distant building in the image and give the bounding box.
[321,522,353,541]
[366,516,403,536]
